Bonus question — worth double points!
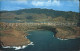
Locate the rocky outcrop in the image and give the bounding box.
[55,27,80,39]
[0,29,30,46]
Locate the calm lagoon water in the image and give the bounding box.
[1,30,80,51]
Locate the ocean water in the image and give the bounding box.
[1,30,80,51]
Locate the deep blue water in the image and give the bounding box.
[1,30,80,51]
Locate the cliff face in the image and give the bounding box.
[0,29,30,46]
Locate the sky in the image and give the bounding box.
[0,0,79,12]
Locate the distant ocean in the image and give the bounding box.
[1,30,80,51]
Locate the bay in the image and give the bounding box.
[1,30,80,51]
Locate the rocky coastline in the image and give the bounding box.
[0,29,32,50]
[2,42,34,50]
[0,22,80,50]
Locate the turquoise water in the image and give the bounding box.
[1,30,80,51]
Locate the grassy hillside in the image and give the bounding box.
[0,8,79,24]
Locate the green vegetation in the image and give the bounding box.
[0,8,79,23]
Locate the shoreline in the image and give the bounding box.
[57,38,68,40]
[2,42,34,50]
[53,35,79,40]
[1,30,80,50]
[27,30,79,41]
[1,30,34,50]
[56,37,80,40]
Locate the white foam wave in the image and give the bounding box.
[57,38,68,40]
[2,42,34,50]
[2,45,27,50]
[28,42,34,45]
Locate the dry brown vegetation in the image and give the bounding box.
[0,29,30,46]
